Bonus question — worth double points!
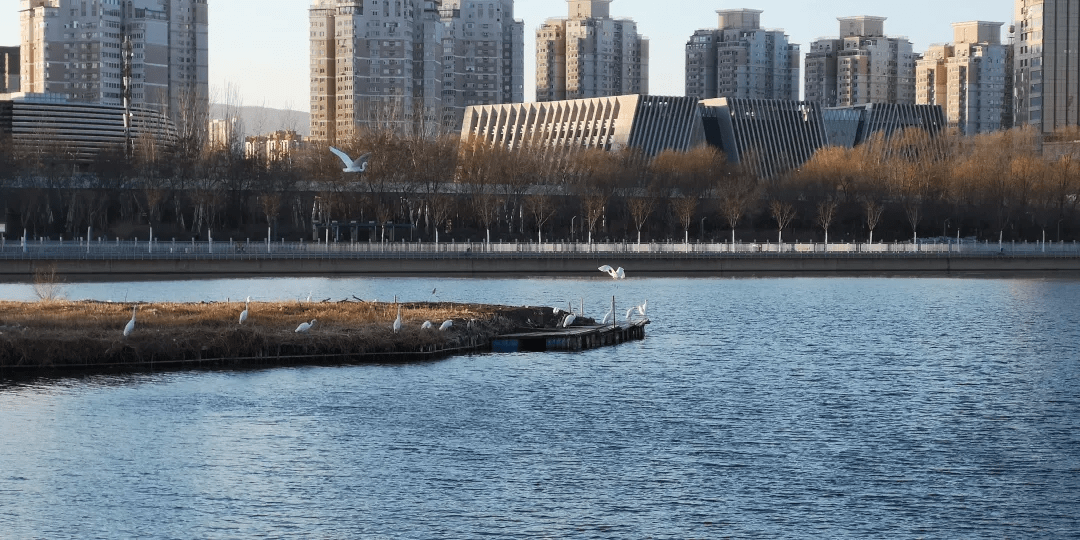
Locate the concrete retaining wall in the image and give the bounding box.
[3,255,1080,280]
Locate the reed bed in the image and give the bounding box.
[0,299,556,370]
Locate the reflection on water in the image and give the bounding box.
[1,277,1079,537]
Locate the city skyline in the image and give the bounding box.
[2,0,1015,114]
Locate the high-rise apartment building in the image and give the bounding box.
[1,46,19,93]
[18,0,208,123]
[438,0,524,131]
[535,0,648,102]
[1014,0,1079,134]
[309,0,445,144]
[685,9,798,101]
[916,22,1008,135]
[805,16,915,108]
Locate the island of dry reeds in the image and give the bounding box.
[0,299,561,373]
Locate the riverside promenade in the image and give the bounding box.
[2,237,1080,279]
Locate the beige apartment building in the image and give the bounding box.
[1,46,19,93]
[805,16,916,108]
[535,0,648,102]
[309,0,444,143]
[1014,0,1079,134]
[18,0,208,123]
[916,22,1008,135]
[310,0,523,142]
[685,9,798,101]
[438,0,525,131]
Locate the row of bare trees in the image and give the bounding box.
[2,122,1079,244]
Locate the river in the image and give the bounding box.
[1,277,1078,538]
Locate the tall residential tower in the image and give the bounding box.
[18,0,208,123]
[439,0,525,131]
[916,22,1008,134]
[805,16,915,108]
[1014,0,1079,134]
[309,0,444,143]
[535,0,648,102]
[685,9,798,101]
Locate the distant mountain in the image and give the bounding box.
[209,104,309,138]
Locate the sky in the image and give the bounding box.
[3,0,1016,113]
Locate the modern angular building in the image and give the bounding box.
[685,9,799,101]
[1014,0,1079,134]
[461,93,945,179]
[805,16,916,108]
[1,47,19,94]
[18,0,208,124]
[309,0,445,143]
[438,0,525,131]
[0,92,176,159]
[461,95,705,156]
[915,22,1008,135]
[535,0,648,102]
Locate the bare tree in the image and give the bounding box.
[769,200,796,245]
[816,199,838,245]
[863,199,884,244]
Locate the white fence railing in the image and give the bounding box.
[2,236,1079,260]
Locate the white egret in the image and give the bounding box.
[295,319,316,333]
[439,320,453,331]
[600,308,613,325]
[637,300,648,319]
[123,306,137,337]
[421,320,433,330]
[625,306,637,321]
[239,296,250,325]
[562,313,577,328]
[329,146,371,173]
[393,302,402,334]
[598,265,625,280]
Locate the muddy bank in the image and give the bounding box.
[0,300,572,374]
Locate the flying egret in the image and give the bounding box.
[439,320,453,331]
[329,146,371,173]
[421,320,433,330]
[239,296,250,325]
[598,265,625,280]
[393,302,402,334]
[123,306,137,337]
[563,313,577,328]
[295,319,316,333]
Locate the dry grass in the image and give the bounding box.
[0,300,557,370]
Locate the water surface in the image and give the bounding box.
[2,277,1078,538]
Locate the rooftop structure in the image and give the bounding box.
[685,9,799,101]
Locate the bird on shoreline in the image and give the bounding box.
[295,319,316,333]
[239,296,250,325]
[439,320,453,331]
[598,265,625,280]
[123,306,137,337]
[393,299,402,334]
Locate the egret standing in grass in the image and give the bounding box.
[295,319,316,333]
[422,320,433,330]
[439,320,453,331]
[123,306,137,337]
[239,296,250,325]
[393,297,402,334]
